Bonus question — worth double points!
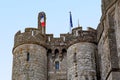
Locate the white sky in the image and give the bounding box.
[0,0,101,80]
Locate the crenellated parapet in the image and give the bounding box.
[46,34,68,50]
[66,27,97,47]
[46,27,97,48]
[13,28,46,50]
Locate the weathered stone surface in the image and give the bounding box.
[12,44,47,80]
[97,0,120,80]
[67,42,97,80]
[115,0,120,67]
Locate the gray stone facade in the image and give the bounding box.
[12,44,47,80]
[67,43,97,80]
[12,0,120,80]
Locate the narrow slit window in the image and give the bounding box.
[73,53,76,62]
[27,52,30,61]
[55,61,59,70]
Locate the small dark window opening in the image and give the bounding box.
[47,49,52,57]
[85,76,88,80]
[62,49,67,56]
[73,53,77,62]
[55,61,59,70]
[55,49,59,58]
[27,52,30,61]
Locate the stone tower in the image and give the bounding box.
[12,12,47,80]
[67,28,97,80]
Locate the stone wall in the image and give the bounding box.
[98,35,111,80]
[47,48,67,80]
[12,44,47,80]
[115,0,120,67]
[46,35,67,80]
[67,42,97,80]
[102,0,117,14]
[97,0,120,80]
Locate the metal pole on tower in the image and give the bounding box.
[69,11,73,33]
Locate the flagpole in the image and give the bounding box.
[78,19,80,27]
[69,11,73,34]
[69,22,71,33]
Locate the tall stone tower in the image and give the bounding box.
[12,12,47,80]
[67,28,97,80]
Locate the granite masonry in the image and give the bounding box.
[12,0,120,80]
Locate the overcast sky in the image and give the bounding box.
[0,0,101,80]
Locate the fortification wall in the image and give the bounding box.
[12,44,47,80]
[67,42,97,80]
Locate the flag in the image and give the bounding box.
[40,15,45,27]
[70,12,73,27]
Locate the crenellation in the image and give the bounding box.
[15,30,21,37]
[46,27,97,49]
[14,28,46,50]
[66,29,97,47]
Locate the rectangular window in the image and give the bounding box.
[55,61,59,70]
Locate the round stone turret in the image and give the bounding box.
[67,42,97,80]
[66,27,97,80]
[12,28,47,80]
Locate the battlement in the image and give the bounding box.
[66,27,97,47]
[72,27,96,35]
[14,28,46,49]
[46,27,97,48]
[14,26,97,49]
[46,34,68,48]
